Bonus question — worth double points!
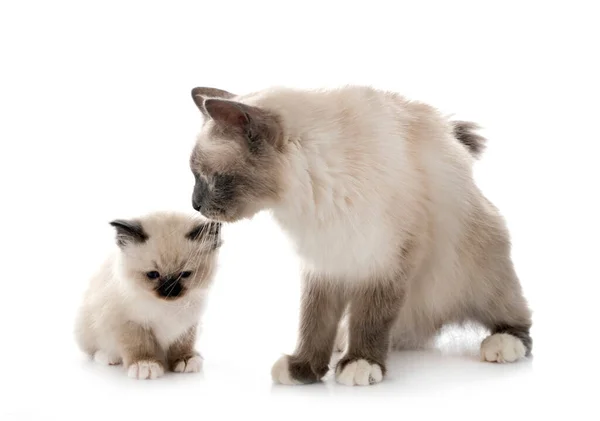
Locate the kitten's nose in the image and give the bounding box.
[157,277,183,299]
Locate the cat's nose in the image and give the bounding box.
[192,179,208,212]
[192,197,202,212]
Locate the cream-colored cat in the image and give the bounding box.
[188,85,532,386]
[75,211,222,380]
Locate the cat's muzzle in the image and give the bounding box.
[156,277,185,299]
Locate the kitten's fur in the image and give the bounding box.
[75,211,222,380]
[189,85,532,386]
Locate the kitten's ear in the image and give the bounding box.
[191,87,235,116]
[186,221,222,250]
[204,99,282,150]
[109,219,149,247]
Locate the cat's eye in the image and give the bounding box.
[146,271,160,279]
[180,271,193,279]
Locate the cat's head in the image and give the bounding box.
[110,212,222,300]
[188,87,286,222]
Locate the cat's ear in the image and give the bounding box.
[203,98,282,150]
[191,87,235,116]
[109,219,149,247]
[186,221,222,250]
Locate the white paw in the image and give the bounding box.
[173,356,203,373]
[335,359,383,386]
[271,355,301,385]
[480,333,526,363]
[127,360,165,380]
[93,350,121,366]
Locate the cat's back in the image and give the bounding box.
[252,85,413,140]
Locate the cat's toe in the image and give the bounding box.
[127,360,165,380]
[335,358,383,386]
[93,350,121,366]
[480,333,526,363]
[173,355,203,373]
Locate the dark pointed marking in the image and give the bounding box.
[186,221,222,250]
[109,219,148,247]
[452,120,487,158]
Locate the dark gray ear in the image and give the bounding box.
[109,219,148,247]
[191,87,235,115]
[186,221,222,250]
[203,98,282,150]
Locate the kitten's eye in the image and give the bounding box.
[180,271,193,279]
[146,271,160,279]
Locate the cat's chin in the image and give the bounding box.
[198,209,253,224]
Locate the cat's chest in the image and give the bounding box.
[129,298,202,349]
[151,310,198,348]
[273,209,397,279]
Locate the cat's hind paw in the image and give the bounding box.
[480,333,526,363]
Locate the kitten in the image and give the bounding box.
[75,211,222,380]
[188,85,532,386]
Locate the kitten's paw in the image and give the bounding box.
[173,355,203,373]
[127,360,165,380]
[335,358,383,386]
[93,350,121,366]
[480,333,526,363]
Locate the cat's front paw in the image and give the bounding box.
[271,355,324,385]
[127,360,165,380]
[172,355,203,373]
[480,333,526,363]
[335,358,384,386]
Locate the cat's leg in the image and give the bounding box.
[473,261,532,363]
[461,200,533,363]
[119,322,165,380]
[167,325,203,373]
[74,307,98,358]
[271,272,346,385]
[334,278,404,386]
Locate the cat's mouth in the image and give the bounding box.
[198,206,234,223]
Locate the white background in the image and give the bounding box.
[1,1,598,420]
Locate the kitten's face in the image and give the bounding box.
[110,212,222,300]
[189,87,285,223]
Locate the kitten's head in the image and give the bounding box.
[110,212,222,300]
[188,87,286,222]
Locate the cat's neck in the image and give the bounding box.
[272,131,348,229]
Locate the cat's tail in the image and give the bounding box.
[452,121,487,159]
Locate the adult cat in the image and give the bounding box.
[188,85,532,386]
